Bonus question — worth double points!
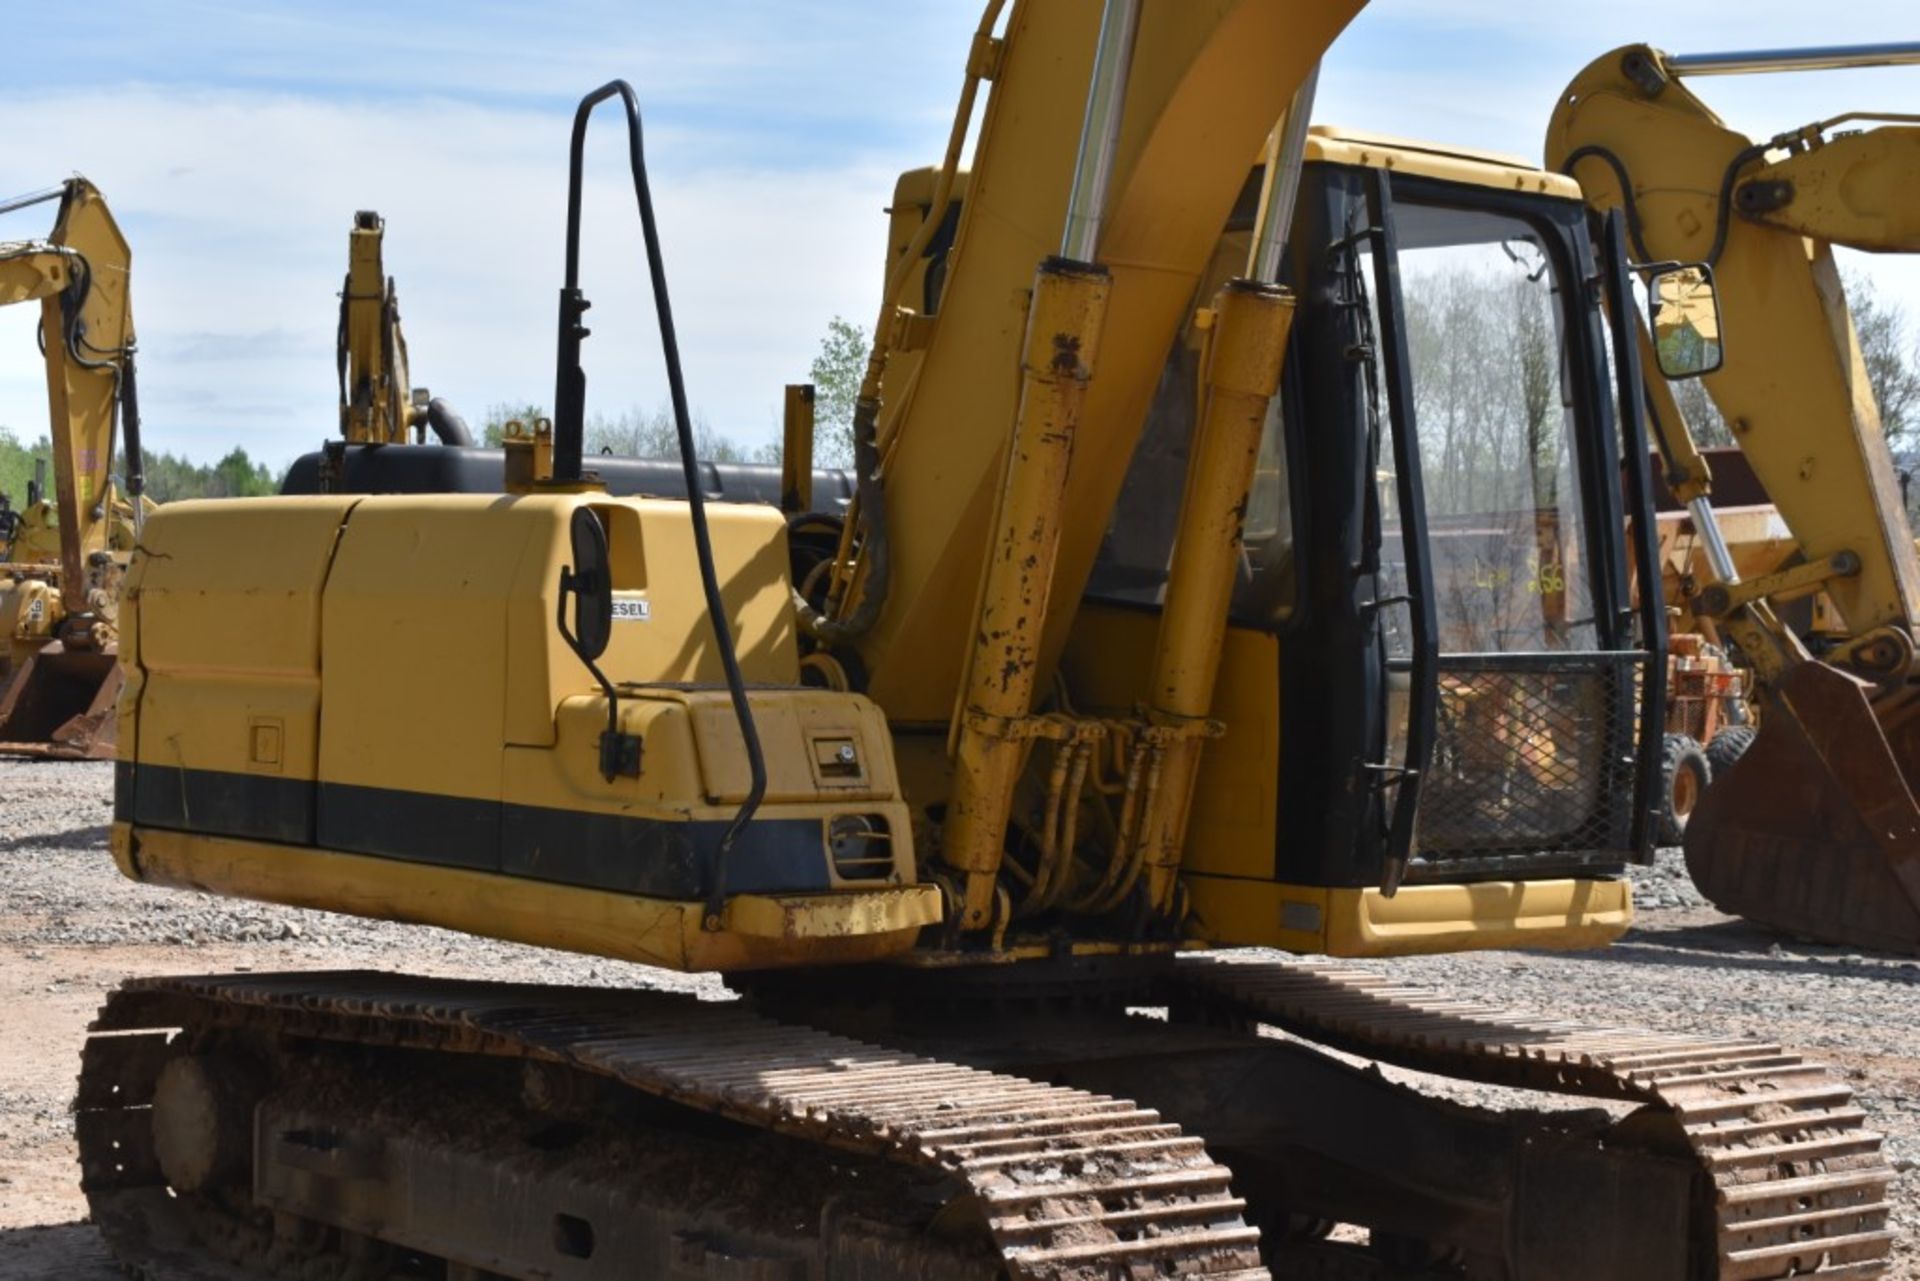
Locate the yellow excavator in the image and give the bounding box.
[334,208,473,450]
[1551,42,1920,954]
[85,7,1898,1278]
[0,176,144,759]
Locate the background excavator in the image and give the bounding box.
[83,5,1899,1278]
[335,208,473,451]
[1551,41,1920,954]
[0,195,462,759]
[0,176,144,759]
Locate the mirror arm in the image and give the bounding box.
[557,566,643,781]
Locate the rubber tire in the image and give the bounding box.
[1703,724,1757,779]
[1658,733,1711,847]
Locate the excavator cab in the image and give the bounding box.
[1067,132,1671,953]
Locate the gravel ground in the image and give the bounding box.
[2,758,1916,1277]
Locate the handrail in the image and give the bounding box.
[551,81,767,928]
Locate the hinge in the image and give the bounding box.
[892,310,937,353]
[967,33,1005,81]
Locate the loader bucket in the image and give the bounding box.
[0,643,121,760]
[1684,659,1920,955]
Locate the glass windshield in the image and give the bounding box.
[1085,215,1296,629]
[1372,202,1597,655]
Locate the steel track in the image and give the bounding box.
[72,957,1900,1279]
[77,971,1268,1281]
[1173,954,1897,1279]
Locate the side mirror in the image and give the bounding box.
[560,506,613,660]
[1647,263,1724,380]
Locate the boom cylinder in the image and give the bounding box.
[943,259,1111,929]
[1249,66,1319,284]
[1136,280,1294,912]
[40,292,87,617]
[1059,0,1142,263]
[1665,42,1920,77]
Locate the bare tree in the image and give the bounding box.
[1398,259,1581,652]
[1850,273,1920,448]
[585,405,749,463]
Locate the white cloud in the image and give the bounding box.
[2,3,1916,469]
[0,86,903,464]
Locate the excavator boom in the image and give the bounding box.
[1551,42,1920,952]
[0,178,138,758]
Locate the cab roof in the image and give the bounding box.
[1306,126,1581,200]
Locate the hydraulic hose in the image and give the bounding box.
[425,397,474,446]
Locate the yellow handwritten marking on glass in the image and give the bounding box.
[1528,556,1566,596]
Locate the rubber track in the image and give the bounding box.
[1174,955,1897,1280]
[77,971,1269,1281]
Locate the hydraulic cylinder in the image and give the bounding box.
[943,257,1110,929]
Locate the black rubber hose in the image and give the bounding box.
[1561,145,1655,264]
[425,397,474,447]
[120,349,144,500]
[1561,140,1767,270]
[561,80,767,928]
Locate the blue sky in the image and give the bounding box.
[2,1,1915,466]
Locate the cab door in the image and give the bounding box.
[1278,165,1664,892]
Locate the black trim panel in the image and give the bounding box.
[122,760,314,846]
[318,782,499,874]
[118,762,832,900]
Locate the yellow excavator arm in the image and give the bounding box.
[1551,46,1920,675]
[1738,113,1920,252]
[0,177,138,759]
[337,210,414,443]
[0,178,137,616]
[812,0,1363,722]
[335,209,470,448]
[1550,42,1920,952]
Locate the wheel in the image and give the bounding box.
[1703,724,1756,779]
[1658,733,1711,846]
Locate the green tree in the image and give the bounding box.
[480,402,548,447]
[0,429,282,506]
[138,446,278,500]
[808,316,868,468]
[0,427,49,508]
[478,400,759,463]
